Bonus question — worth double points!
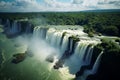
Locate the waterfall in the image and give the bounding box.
[18,22,21,33]
[33,27,40,38]
[61,34,70,53]
[65,41,95,74]
[33,26,100,58]
[3,19,33,37]
[70,38,73,53]
[7,20,22,35]
[91,51,103,74]
[10,21,18,34]
[5,19,10,28]
[32,26,101,80]
[1,24,102,80]
[46,28,56,45]
[26,23,32,33]
[46,28,64,48]
[34,27,68,50]
[33,26,89,48]
[84,47,93,65]
[76,51,103,80]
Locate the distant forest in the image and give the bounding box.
[0,12,120,37]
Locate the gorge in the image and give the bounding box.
[0,18,120,80]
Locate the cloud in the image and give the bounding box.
[82,0,99,7]
[108,1,120,6]
[44,0,71,8]
[72,0,83,4]
[0,0,120,12]
[0,0,44,12]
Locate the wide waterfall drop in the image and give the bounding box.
[5,20,18,35]
[64,40,97,74]
[31,27,57,61]
[31,25,102,80]
[31,26,79,80]
[0,11,120,80]
[0,20,103,80]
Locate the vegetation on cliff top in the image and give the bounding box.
[0,12,120,37]
[94,38,120,55]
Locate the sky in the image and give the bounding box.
[0,0,120,12]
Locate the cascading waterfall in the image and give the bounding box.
[32,26,102,80]
[9,21,21,34]
[0,21,103,80]
[5,20,20,35]
[76,52,103,80]
[33,26,89,54]
[69,38,73,53]
[46,28,64,48]
[84,46,93,65]
[0,16,119,80]
[65,41,96,74]
[61,34,70,53]
[33,27,47,39]
[33,27,40,38]
[3,19,33,37]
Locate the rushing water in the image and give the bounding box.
[0,33,75,80]
[0,20,102,80]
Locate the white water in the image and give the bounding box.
[77,52,103,80]
[48,56,75,80]
[65,41,96,74]
[0,22,102,80]
[33,25,101,80]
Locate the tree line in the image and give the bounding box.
[0,12,120,36]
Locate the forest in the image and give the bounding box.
[0,11,120,37]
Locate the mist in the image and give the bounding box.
[13,30,76,80]
[15,34,60,61]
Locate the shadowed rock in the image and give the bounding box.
[46,55,54,63]
[12,49,34,64]
[53,50,70,69]
[54,60,64,69]
[12,53,27,64]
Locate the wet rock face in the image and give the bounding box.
[20,21,33,34]
[75,45,101,78]
[53,50,70,69]
[86,51,120,80]
[12,53,27,64]
[53,36,79,70]
[54,60,64,69]
[45,55,54,63]
[75,40,120,80]
[12,49,34,64]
